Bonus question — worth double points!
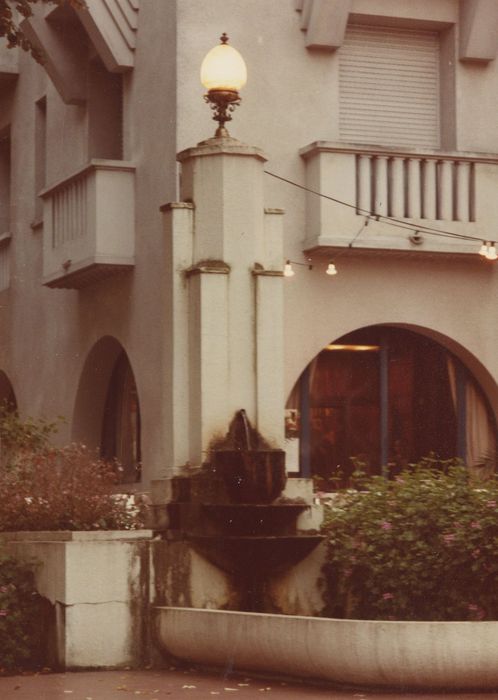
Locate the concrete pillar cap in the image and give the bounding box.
[177,135,267,163]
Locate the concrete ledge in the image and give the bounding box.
[155,607,498,690]
[0,529,153,542]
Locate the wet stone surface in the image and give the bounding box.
[0,667,496,700]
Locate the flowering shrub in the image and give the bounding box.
[0,444,141,531]
[321,461,498,621]
[0,550,42,670]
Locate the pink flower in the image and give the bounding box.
[382,592,394,600]
[486,500,497,508]
[470,521,481,529]
[0,609,8,616]
[442,533,455,544]
[0,586,7,593]
[343,568,352,578]
[381,521,392,531]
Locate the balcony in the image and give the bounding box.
[300,142,498,257]
[41,160,135,289]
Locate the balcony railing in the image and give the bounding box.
[300,142,498,256]
[41,160,135,289]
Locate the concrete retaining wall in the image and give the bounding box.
[2,530,154,669]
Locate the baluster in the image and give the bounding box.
[73,182,77,239]
[389,157,405,217]
[438,160,454,221]
[52,195,57,247]
[358,155,373,214]
[455,161,471,222]
[71,181,77,239]
[58,189,63,244]
[422,159,437,220]
[69,185,73,240]
[81,178,87,238]
[54,192,60,247]
[407,158,422,219]
[67,186,72,241]
[374,156,389,217]
[69,183,73,240]
[73,181,78,239]
[63,188,68,243]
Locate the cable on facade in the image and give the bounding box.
[264,169,489,246]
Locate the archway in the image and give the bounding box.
[72,337,141,484]
[285,325,497,486]
[0,371,16,410]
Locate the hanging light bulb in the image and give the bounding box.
[486,243,498,261]
[479,241,489,257]
[326,261,337,276]
[283,260,295,277]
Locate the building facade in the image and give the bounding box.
[1,0,498,490]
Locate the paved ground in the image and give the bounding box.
[0,667,496,700]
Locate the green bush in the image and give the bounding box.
[321,461,498,621]
[0,550,42,671]
[0,404,59,469]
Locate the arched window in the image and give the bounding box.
[100,351,141,483]
[287,327,496,486]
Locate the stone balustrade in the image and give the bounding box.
[300,142,498,256]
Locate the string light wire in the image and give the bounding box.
[264,169,486,245]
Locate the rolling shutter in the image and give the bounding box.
[339,25,440,149]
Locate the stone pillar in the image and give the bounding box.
[161,202,194,473]
[162,135,285,469]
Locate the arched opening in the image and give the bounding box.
[73,337,141,484]
[100,351,141,483]
[286,326,497,487]
[0,371,16,410]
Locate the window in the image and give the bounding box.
[101,351,141,483]
[339,25,440,149]
[0,130,10,235]
[34,97,47,222]
[0,130,11,291]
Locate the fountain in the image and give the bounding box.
[184,410,323,611]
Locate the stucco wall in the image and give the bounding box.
[174,0,498,415]
[1,0,498,485]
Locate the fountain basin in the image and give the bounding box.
[212,449,286,503]
[188,534,323,576]
[156,607,498,690]
[201,503,308,535]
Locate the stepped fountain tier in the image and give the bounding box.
[209,409,286,503]
[185,410,323,611]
